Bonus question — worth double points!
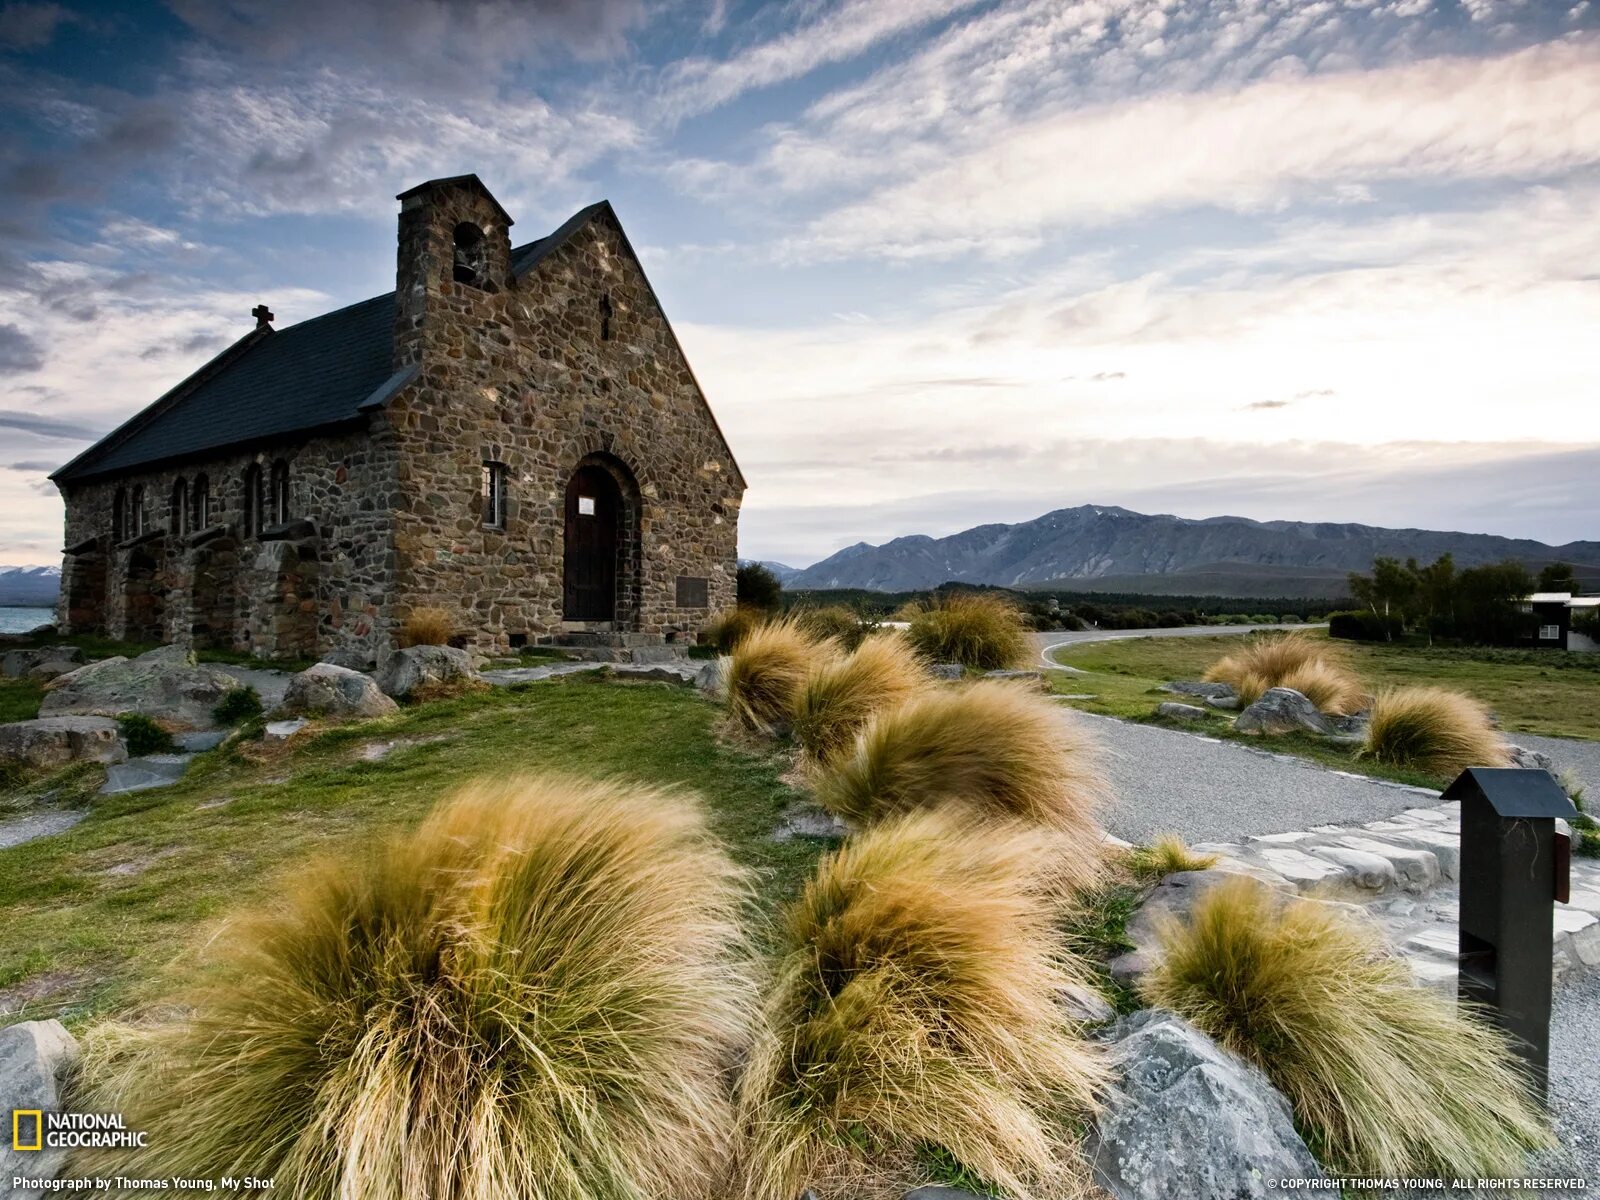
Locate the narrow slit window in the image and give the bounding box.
[482,461,507,529]
[270,460,291,525]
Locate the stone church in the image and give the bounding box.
[51,175,745,662]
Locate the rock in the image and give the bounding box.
[983,669,1048,690]
[100,754,190,795]
[1161,680,1236,702]
[0,716,127,770]
[1232,687,1332,736]
[694,657,727,699]
[772,802,849,843]
[0,1020,81,1191]
[318,647,375,672]
[374,644,480,699]
[265,717,310,740]
[1089,1009,1326,1200]
[25,660,79,683]
[2,645,83,679]
[174,729,228,753]
[1327,713,1369,737]
[1506,743,1554,772]
[1203,695,1239,711]
[607,663,697,684]
[1057,982,1117,1024]
[1156,702,1208,721]
[930,662,965,680]
[274,663,399,720]
[39,648,240,729]
[904,1188,990,1200]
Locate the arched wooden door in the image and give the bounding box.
[563,465,621,620]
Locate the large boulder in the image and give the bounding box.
[39,648,239,729]
[0,1019,81,1191]
[1,645,82,679]
[1089,1009,1326,1200]
[694,657,727,699]
[0,715,127,770]
[275,663,399,719]
[1232,687,1332,736]
[318,647,375,673]
[373,644,480,700]
[1161,680,1236,702]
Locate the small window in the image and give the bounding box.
[171,478,188,537]
[1540,624,1561,640]
[129,484,146,537]
[192,474,210,529]
[482,461,507,529]
[243,464,264,539]
[270,459,290,525]
[577,495,596,516]
[453,222,486,287]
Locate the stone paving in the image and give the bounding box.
[1180,801,1600,994]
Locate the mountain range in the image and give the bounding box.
[0,566,61,607]
[783,505,1600,598]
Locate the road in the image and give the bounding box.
[1031,622,1313,667]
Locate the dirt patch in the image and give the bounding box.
[0,968,94,1018]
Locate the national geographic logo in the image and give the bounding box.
[11,1110,149,1150]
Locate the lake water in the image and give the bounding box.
[0,606,53,633]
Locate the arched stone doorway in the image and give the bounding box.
[190,536,239,651]
[562,454,641,626]
[122,542,166,642]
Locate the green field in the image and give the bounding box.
[1049,631,1600,743]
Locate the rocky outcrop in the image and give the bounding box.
[1507,743,1555,772]
[1232,687,1332,736]
[374,644,481,700]
[275,663,399,720]
[0,715,127,770]
[1090,1010,1326,1200]
[39,648,239,729]
[1161,680,1236,702]
[318,647,376,672]
[1,645,82,679]
[0,1020,81,1191]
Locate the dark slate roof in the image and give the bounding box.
[53,292,404,484]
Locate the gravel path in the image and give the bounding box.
[1077,711,1432,844]
[1030,623,1311,665]
[1511,731,1600,800]
[1550,969,1600,1181]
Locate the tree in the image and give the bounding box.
[1347,556,1415,640]
[1538,562,1579,593]
[735,562,783,612]
[1405,553,1456,646]
[1455,560,1535,646]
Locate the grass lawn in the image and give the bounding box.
[1048,631,1599,786]
[0,677,822,1029]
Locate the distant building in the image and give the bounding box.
[50,175,744,661]
[1521,593,1600,652]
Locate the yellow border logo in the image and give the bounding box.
[12,1109,43,1151]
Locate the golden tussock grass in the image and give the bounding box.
[1142,875,1550,1177]
[1205,632,1361,714]
[397,606,454,648]
[814,681,1107,893]
[794,604,872,650]
[1361,685,1509,775]
[790,633,928,767]
[736,807,1108,1200]
[1127,834,1218,880]
[725,617,829,735]
[700,607,764,654]
[905,593,1030,670]
[76,775,756,1200]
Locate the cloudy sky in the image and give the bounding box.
[1,0,1596,569]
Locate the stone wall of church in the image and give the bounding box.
[386,190,743,653]
[55,425,399,664]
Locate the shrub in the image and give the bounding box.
[1362,686,1508,775]
[211,686,262,727]
[736,562,783,612]
[78,775,754,1200]
[398,606,453,648]
[905,593,1029,670]
[1205,632,1360,713]
[815,681,1106,889]
[1276,660,1365,717]
[737,807,1106,1200]
[725,617,826,734]
[794,604,870,651]
[1143,876,1550,1177]
[1128,834,1218,880]
[1327,609,1403,642]
[700,607,762,654]
[116,712,175,756]
[790,634,927,767]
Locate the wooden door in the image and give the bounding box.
[563,466,619,620]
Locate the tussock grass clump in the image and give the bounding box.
[725,617,827,734]
[1128,834,1218,880]
[1362,686,1508,775]
[211,685,262,726]
[1143,876,1549,1177]
[700,606,763,654]
[905,593,1030,670]
[795,604,871,650]
[398,605,454,648]
[791,634,927,767]
[1205,632,1360,714]
[815,682,1106,886]
[737,807,1107,1200]
[116,712,175,756]
[78,776,755,1200]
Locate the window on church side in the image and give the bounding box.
[129,485,146,538]
[192,474,210,529]
[243,464,264,539]
[270,460,291,525]
[482,461,507,529]
[171,478,188,537]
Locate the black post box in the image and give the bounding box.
[1444,767,1577,1100]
